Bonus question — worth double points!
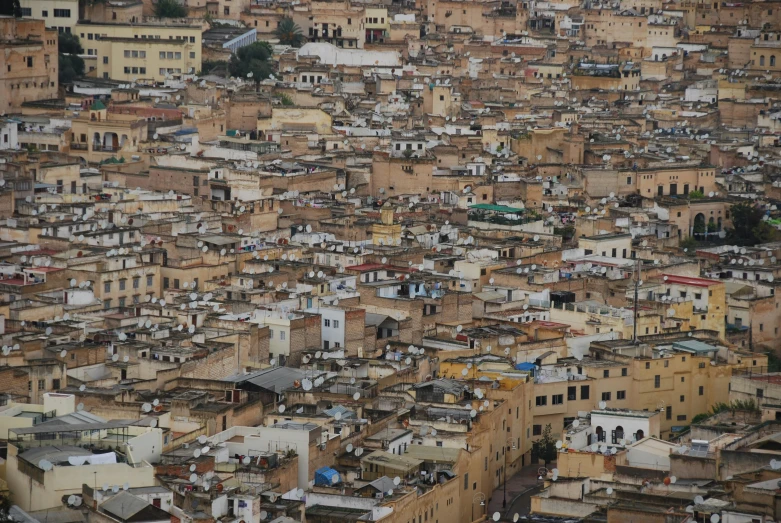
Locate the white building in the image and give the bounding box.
[0,119,19,151]
[304,306,345,350]
[209,423,329,489]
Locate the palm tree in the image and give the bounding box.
[275,18,305,47]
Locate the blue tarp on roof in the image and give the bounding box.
[314,467,341,486]
[514,362,536,371]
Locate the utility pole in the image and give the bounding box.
[633,258,640,344]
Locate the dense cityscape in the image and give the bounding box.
[0,0,780,521]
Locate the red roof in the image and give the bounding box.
[661,274,720,287]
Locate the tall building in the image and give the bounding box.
[0,17,59,112]
[19,0,78,33]
[74,20,202,82]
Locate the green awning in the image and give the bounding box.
[469,204,524,213]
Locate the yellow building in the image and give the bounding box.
[371,204,402,247]
[69,101,148,163]
[74,21,202,81]
[364,8,390,43]
[635,274,727,340]
[258,107,333,137]
[20,0,79,32]
[593,337,767,439]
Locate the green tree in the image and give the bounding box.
[199,59,228,75]
[691,413,710,424]
[228,42,274,91]
[154,0,188,18]
[275,17,305,47]
[59,54,85,84]
[0,0,21,17]
[680,236,697,253]
[59,33,83,55]
[0,493,12,522]
[531,424,558,465]
[275,93,294,106]
[727,201,779,246]
[688,189,704,200]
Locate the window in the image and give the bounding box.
[103,56,109,64]
[189,36,196,43]
[269,329,274,339]
[119,280,126,291]
[567,386,576,400]
[280,331,286,340]
[463,473,468,490]
[666,406,672,420]
[654,375,661,388]
[757,388,764,398]
[104,282,111,293]
[27,56,33,68]
[621,367,627,376]
[535,395,547,406]
[603,369,609,378]
[21,7,31,15]
[601,392,611,401]
[140,67,146,74]
[38,379,45,390]
[163,277,169,289]
[580,385,589,399]
[677,415,687,421]
[699,386,704,396]
[133,278,140,289]
[190,52,195,58]
[532,425,542,436]
[617,390,626,400]
[53,379,60,389]
[147,275,153,286]
[552,394,563,405]
[104,299,112,310]
[324,319,331,327]
[645,362,650,369]
[680,395,685,402]
[54,9,71,17]
[124,50,131,58]
[159,51,166,59]
[175,52,182,60]
[119,297,126,307]
[699,362,706,369]
[42,10,48,16]
[333,320,340,328]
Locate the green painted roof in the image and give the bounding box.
[469,203,524,213]
[90,100,106,111]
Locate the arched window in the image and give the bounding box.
[760,55,766,66]
[772,56,777,67]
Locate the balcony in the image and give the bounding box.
[71,143,88,150]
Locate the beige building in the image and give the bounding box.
[20,0,78,32]
[74,20,202,81]
[69,102,148,163]
[0,17,59,112]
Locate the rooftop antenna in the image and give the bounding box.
[633,258,641,344]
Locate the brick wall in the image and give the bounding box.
[180,346,237,380]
